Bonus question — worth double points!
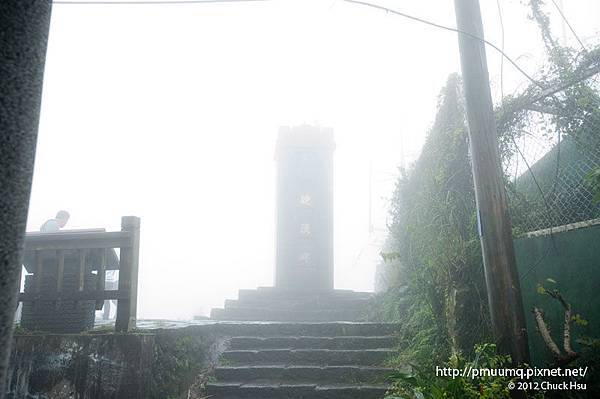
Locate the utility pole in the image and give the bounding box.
[454,0,530,365]
[0,2,53,397]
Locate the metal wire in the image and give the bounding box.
[505,74,600,233]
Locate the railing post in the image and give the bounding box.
[33,252,43,310]
[55,250,65,309]
[95,248,107,310]
[34,252,43,294]
[56,250,65,293]
[77,249,86,291]
[115,216,140,332]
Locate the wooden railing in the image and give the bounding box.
[19,216,140,332]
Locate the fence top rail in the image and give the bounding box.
[24,230,133,251]
[523,218,600,238]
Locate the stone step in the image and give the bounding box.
[224,297,372,311]
[237,288,373,302]
[207,322,399,337]
[229,335,396,350]
[206,382,389,399]
[215,365,393,384]
[211,307,367,322]
[222,348,395,366]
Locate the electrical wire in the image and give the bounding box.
[496,0,505,101]
[342,0,542,89]
[548,0,587,51]
[53,0,268,5]
[48,0,594,286]
[54,0,543,91]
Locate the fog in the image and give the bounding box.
[26,0,599,319]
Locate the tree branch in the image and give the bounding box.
[563,302,576,356]
[533,307,562,357]
[533,290,579,366]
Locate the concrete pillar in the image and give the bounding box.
[0,1,52,396]
[275,126,335,291]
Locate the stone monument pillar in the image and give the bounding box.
[275,125,335,291]
[210,126,373,321]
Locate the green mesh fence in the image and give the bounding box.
[502,72,600,233]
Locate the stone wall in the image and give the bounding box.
[6,326,226,399]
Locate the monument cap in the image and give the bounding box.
[275,125,335,159]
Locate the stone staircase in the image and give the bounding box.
[210,288,374,322]
[206,322,397,399]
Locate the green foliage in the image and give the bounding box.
[384,344,532,399]
[516,1,600,147]
[380,74,491,367]
[539,336,600,399]
[151,333,212,399]
[384,340,600,399]
[379,0,600,383]
[572,314,588,327]
[499,1,600,230]
[585,167,600,203]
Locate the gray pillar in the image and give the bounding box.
[275,126,335,292]
[0,1,52,396]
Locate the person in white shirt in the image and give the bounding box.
[40,210,70,232]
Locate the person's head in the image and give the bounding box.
[55,210,70,228]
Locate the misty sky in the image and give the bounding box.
[26,0,599,319]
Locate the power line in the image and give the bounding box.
[55,0,546,90]
[496,0,505,101]
[548,0,587,51]
[342,0,542,89]
[53,0,268,5]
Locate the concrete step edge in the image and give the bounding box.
[228,335,396,340]
[223,349,396,353]
[215,365,395,371]
[206,382,390,389]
